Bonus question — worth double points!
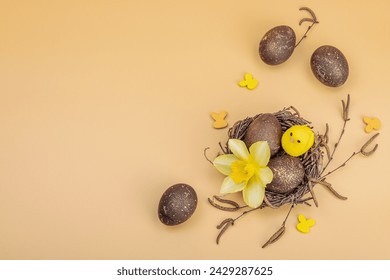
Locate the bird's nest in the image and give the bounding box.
[207,95,379,247]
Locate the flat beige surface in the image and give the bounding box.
[0,0,389,259]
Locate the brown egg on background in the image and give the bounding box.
[158,183,197,226]
[266,155,305,194]
[310,45,349,87]
[259,25,296,65]
[244,113,282,156]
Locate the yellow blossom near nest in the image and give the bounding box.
[213,139,273,208]
[238,73,258,90]
[296,214,315,233]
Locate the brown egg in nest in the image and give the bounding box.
[266,155,305,194]
[243,113,282,156]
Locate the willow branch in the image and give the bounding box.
[295,7,319,48]
[262,205,294,248]
[321,94,350,175]
[320,133,379,180]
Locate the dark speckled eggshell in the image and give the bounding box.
[244,113,282,156]
[158,183,197,226]
[310,45,349,87]
[266,155,305,194]
[259,25,296,65]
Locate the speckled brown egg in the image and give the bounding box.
[310,45,349,87]
[266,155,305,194]
[244,113,282,156]
[158,183,197,226]
[259,25,296,65]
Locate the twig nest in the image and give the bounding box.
[244,113,282,156]
[158,183,197,226]
[266,155,305,194]
[227,108,321,208]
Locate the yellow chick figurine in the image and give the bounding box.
[281,125,315,157]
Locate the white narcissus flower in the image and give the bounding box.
[213,139,273,208]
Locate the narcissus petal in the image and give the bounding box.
[242,178,265,208]
[249,141,271,167]
[220,176,246,194]
[258,167,273,186]
[228,139,250,160]
[213,154,238,175]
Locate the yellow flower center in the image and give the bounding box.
[230,159,258,184]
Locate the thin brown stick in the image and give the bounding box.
[232,207,262,223]
[299,7,318,22]
[297,197,313,204]
[324,142,331,161]
[282,204,294,225]
[216,219,234,245]
[324,123,329,143]
[218,142,228,154]
[320,133,379,180]
[264,195,278,209]
[213,196,241,208]
[216,218,234,229]
[262,225,285,248]
[203,147,213,164]
[295,7,319,48]
[312,179,347,200]
[321,94,350,175]
[289,106,301,117]
[320,152,359,180]
[208,196,247,212]
[321,123,331,160]
[308,180,319,207]
[262,205,294,248]
[299,18,315,25]
[208,198,241,212]
[215,207,261,244]
[360,133,379,156]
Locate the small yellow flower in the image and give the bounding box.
[238,73,258,90]
[363,116,381,133]
[296,214,315,233]
[213,139,273,208]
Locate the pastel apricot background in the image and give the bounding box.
[0,0,389,259]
